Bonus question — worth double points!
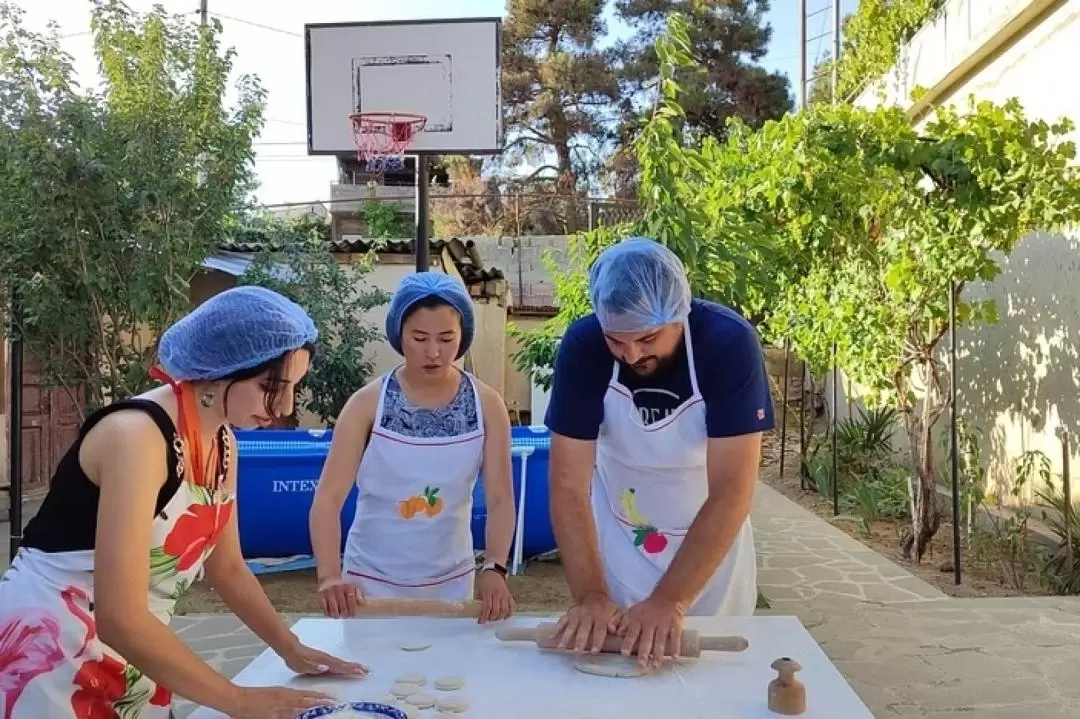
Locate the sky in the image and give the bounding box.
[19,0,860,207]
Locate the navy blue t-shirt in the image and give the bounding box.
[544,299,775,440]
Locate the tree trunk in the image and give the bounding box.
[901,359,942,563]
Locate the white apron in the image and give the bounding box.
[343,369,484,601]
[591,322,758,616]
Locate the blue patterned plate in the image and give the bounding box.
[295,702,408,719]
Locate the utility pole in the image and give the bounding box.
[199,0,208,26]
[832,0,841,102]
[798,0,807,110]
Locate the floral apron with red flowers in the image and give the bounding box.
[0,464,234,718]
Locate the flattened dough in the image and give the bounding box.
[573,653,652,678]
[395,673,426,686]
[399,641,431,651]
[404,693,436,709]
[391,702,420,719]
[390,682,423,698]
[436,695,471,713]
[433,676,465,691]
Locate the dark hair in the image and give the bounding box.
[401,295,462,328]
[219,341,316,418]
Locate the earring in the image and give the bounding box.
[200,390,215,408]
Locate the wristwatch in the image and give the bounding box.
[478,560,508,578]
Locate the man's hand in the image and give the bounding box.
[551,593,622,654]
[615,595,687,668]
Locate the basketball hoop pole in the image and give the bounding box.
[415,153,431,272]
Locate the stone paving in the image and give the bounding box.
[751,484,947,609]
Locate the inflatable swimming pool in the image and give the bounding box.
[234,425,556,560]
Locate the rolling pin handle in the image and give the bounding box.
[494,626,543,642]
[698,635,750,652]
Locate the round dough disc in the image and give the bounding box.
[399,641,431,651]
[573,654,652,678]
[396,673,426,686]
[404,693,436,709]
[433,676,465,691]
[391,702,420,719]
[390,682,423,698]
[436,696,471,713]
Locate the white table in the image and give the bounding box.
[189,614,872,718]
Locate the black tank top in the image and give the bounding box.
[21,399,184,553]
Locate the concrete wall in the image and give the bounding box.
[449,235,568,308]
[841,0,1080,503]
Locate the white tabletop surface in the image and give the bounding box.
[188,614,872,719]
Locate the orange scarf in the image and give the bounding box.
[149,366,217,489]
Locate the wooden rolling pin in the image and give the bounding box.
[494,622,748,657]
[351,598,481,617]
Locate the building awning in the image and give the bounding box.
[200,250,297,282]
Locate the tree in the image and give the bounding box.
[608,0,792,194]
[516,13,1080,565]
[502,0,621,229]
[512,13,784,382]
[760,99,1080,561]
[237,216,389,426]
[0,0,264,411]
[431,157,507,237]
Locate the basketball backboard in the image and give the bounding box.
[305,18,503,156]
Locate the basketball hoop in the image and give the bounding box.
[349,111,426,173]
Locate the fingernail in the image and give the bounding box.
[315,664,330,672]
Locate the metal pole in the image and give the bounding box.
[8,290,24,561]
[800,375,810,491]
[949,282,961,584]
[415,154,431,272]
[831,0,841,102]
[831,349,839,516]
[1063,431,1073,575]
[798,0,807,110]
[199,0,208,25]
[779,340,791,480]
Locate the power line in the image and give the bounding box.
[208,11,302,38]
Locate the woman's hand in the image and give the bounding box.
[318,576,363,618]
[227,685,337,719]
[477,568,515,624]
[281,642,370,677]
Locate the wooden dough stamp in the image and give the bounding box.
[768,657,806,715]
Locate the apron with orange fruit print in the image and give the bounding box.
[342,369,485,601]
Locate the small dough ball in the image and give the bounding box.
[573,654,652,678]
[434,676,465,691]
[395,673,426,686]
[404,693,436,709]
[399,641,431,651]
[390,682,423,698]
[436,695,471,713]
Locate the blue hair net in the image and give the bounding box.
[157,286,318,381]
[386,272,475,359]
[588,237,692,332]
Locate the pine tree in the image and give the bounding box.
[615,0,792,139]
[502,0,620,230]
